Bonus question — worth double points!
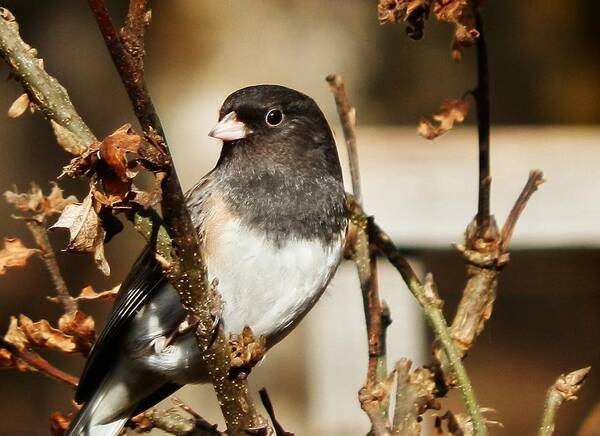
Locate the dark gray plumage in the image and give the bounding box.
[66,85,347,435]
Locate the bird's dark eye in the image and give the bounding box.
[265,109,284,126]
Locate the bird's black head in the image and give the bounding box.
[209,85,341,178]
[206,85,346,244]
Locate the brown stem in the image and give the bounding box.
[474,7,490,233]
[538,367,591,436]
[0,338,78,388]
[259,388,294,436]
[500,170,545,251]
[25,220,77,314]
[86,2,264,433]
[326,74,362,204]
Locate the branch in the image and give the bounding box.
[86,2,265,432]
[0,337,78,388]
[500,170,545,251]
[391,359,436,436]
[327,76,391,433]
[259,388,294,436]
[367,218,489,436]
[25,220,77,313]
[474,7,490,233]
[0,10,96,146]
[326,74,362,204]
[538,367,591,436]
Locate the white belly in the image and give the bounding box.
[205,218,343,340]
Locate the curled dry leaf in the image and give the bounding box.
[58,310,96,356]
[50,411,74,436]
[7,92,30,118]
[0,238,38,275]
[51,120,87,155]
[417,98,469,140]
[48,284,119,304]
[15,314,77,353]
[377,0,431,39]
[61,124,142,204]
[50,192,110,275]
[4,182,77,223]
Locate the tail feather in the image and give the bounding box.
[65,371,133,436]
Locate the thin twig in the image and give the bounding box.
[86,2,265,433]
[326,74,362,204]
[0,10,96,145]
[500,170,545,251]
[367,218,489,436]
[259,389,294,436]
[0,337,79,388]
[25,220,77,313]
[538,367,591,436]
[474,7,490,233]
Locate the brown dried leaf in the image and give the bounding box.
[49,411,74,436]
[0,238,38,275]
[18,314,77,353]
[377,0,431,39]
[51,120,87,155]
[7,92,30,118]
[98,124,142,200]
[418,98,469,139]
[58,310,96,356]
[49,284,119,304]
[432,0,468,24]
[4,316,29,351]
[4,182,78,222]
[50,193,110,275]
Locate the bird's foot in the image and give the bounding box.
[229,326,266,374]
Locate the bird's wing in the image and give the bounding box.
[75,248,166,403]
[75,175,214,404]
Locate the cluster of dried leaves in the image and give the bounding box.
[378,0,480,139]
[378,0,479,59]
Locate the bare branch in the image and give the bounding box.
[25,220,77,313]
[259,388,294,436]
[0,9,96,145]
[538,367,591,436]
[500,170,545,251]
[85,2,265,432]
[326,74,362,204]
[0,337,78,388]
[474,7,491,233]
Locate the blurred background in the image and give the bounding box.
[0,1,598,435]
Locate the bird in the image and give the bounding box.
[66,85,348,435]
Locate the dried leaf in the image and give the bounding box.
[418,98,469,139]
[377,0,431,39]
[0,238,38,275]
[58,310,95,356]
[50,193,110,275]
[51,120,87,155]
[98,124,142,199]
[49,284,119,304]
[4,182,78,222]
[432,0,468,24]
[17,314,77,353]
[7,93,30,118]
[4,316,29,351]
[50,411,74,436]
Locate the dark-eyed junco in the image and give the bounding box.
[66,85,347,436]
